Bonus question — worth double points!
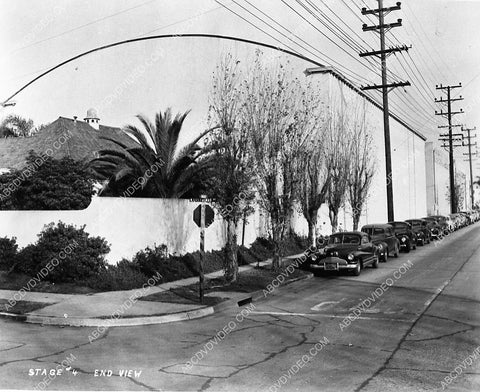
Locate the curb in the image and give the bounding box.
[0,271,313,327]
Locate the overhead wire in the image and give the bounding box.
[10,0,158,55]
[228,0,371,85]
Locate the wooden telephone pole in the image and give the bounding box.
[462,126,477,209]
[360,0,410,222]
[435,84,464,213]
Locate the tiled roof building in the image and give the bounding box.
[0,110,139,170]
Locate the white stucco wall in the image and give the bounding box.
[0,197,263,264]
[292,70,427,235]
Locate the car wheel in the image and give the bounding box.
[405,242,411,253]
[418,238,424,246]
[352,263,361,276]
[394,244,399,258]
[412,240,417,250]
[372,255,379,268]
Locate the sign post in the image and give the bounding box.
[192,196,215,304]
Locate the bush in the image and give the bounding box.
[15,222,110,283]
[130,244,169,278]
[0,151,95,210]
[0,237,18,270]
[248,237,275,260]
[84,263,148,291]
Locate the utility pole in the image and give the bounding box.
[435,84,464,213]
[360,0,410,222]
[462,126,477,209]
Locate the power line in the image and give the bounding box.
[231,0,370,84]
[10,0,157,55]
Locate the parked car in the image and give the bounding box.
[459,211,473,225]
[405,219,431,245]
[426,216,450,236]
[430,215,453,234]
[421,217,443,239]
[388,221,417,252]
[361,224,400,262]
[303,231,379,276]
[450,213,467,229]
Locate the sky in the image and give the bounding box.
[0,0,479,178]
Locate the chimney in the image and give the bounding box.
[84,108,100,130]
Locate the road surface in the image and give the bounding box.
[1,224,479,391]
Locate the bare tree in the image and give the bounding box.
[296,94,329,247]
[241,53,308,271]
[348,104,376,230]
[325,108,352,233]
[207,54,255,283]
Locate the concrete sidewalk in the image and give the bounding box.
[0,253,311,327]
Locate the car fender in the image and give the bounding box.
[376,242,388,254]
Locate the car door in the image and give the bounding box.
[387,227,397,250]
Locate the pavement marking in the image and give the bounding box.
[311,301,341,311]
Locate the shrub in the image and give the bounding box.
[0,237,18,270]
[130,244,169,278]
[0,151,95,210]
[248,237,275,260]
[85,263,148,291]
[15,222,110,283]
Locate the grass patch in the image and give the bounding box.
[0,271,98,294]
[142,258,311,305]
[140,287,226,306]
[0,298,50,314]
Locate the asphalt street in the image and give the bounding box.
[1,224,479,392]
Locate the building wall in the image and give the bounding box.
[0,197,263,264]
[292,71,427,236]
[425,142,451,215]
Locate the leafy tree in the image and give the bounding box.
[206,54,255,282]
[0,151,95,210]
[347,106,376,230]
[90,109,218,198]
[0,114,35,137]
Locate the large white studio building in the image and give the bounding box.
[291,66,429,235]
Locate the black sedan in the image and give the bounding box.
[405,219,431,245]
[304,231,379,276]
[388,221,417,252]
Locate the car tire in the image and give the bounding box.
[405,242,411,253]
[394,244,399,258]
[412,240,417,250]
[372,255,379,268]
[418,238,424,246]
[352,263,361,276]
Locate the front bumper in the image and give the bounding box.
[309,257,358,271]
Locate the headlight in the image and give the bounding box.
[311,255,317,261]
[347,253,354,261]
[333,251,339,257]
[401,237,407,242]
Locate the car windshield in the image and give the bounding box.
[362,227,383,235]
[328,234,361,245]
[392,222,408,230]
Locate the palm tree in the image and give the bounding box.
[90,108,217,198]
